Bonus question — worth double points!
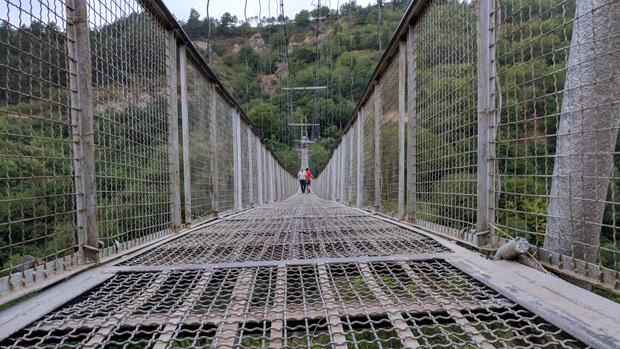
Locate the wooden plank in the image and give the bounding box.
[82,273,170,348]
[270,264,286,348]
[317,263,348,349]
[214,269,254,348]
[0,270,114,342]
[152,270,213,349]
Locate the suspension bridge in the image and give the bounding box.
[0,0,619,347]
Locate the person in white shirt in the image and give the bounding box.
[297,167,307,194]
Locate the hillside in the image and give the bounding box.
[179,1,414,173]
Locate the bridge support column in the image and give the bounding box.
[374,85,382,209]
[247,128,254,206]
[257,139,264,205]
[210,85,219,215]
[233,109,242,211]
[67,0,99,262]
[357,110,363,207]
[476,0,498,245]
[544,0,620,262]
[166,31,181,233]
[398,40,406,220]
[180,45,191,225]
[406,26,417,223]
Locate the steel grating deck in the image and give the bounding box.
[0,195,608,348]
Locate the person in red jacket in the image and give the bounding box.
[305,168,313,194]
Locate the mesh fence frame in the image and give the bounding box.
[0,0,77,275]
[379,56,400,216]
[362,96,376,208]
[492,0,620,274]
[185,57,214,221]
[413,0,478,234]
[215,95,234,212]
[88,0,172,246]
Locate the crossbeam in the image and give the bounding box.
[280,86,327,91]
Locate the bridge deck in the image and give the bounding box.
[1,194,619,348]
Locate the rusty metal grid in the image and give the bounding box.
[362,96,376,208]
[216,94,234,212]
[121,195,450,266]
[88,0,172,245]
[379,56,400,217]
[492,0,620,283]
[241,121,250,208]
[1,259,589,348]
[185,56,214,221]
[0,0,77,275]
[413,0,478,235]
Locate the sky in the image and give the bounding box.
[161,0,376,24]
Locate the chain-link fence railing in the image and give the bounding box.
[0,0,77,282]
[0,0,297,297]
[315,0,620,293]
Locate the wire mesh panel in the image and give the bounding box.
[89,0,172,246]
[362,97,376,208]
[215,94,234,212]
[379,56,400,216]
[492,0,620,279]
[414,0,478,234]
[2,259,590,348]
[185,57,214,221]
[0,0,77,276]
[241,121,250,208]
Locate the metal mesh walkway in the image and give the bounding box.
[2,194,604,348]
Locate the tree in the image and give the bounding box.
[294,10,311,28]
[219,12,238,31]
[184,8,202,36]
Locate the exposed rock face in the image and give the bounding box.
[249,33,265,53]
[275,60,288,79]
[262,75,279,94]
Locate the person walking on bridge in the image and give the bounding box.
[298,167,307,194]
[305,168,314,194]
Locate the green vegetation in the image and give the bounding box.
[180,1,414,174]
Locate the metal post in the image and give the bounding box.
[476,0,496,243]
[398,41,406,220]
[66,0,99,262]
[179,45,191,225]
[269,154,275,203]
[407,26,417,223]
[374,85,382,208]
[247,128,254,205]
[210,86,219,216]
[331,156,337,201]
[357,111,363,207]
[233,110,242,211]
[340,141,346,203]
[257,140,263,205]
[347,134,352,204]
[166,31,181,233]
